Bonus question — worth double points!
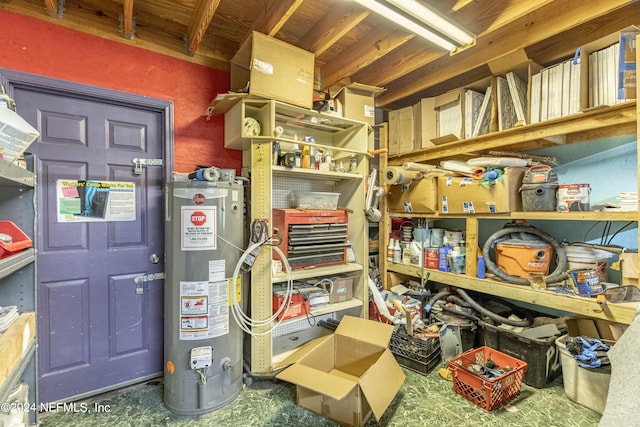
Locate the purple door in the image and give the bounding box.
[8,76,169,403]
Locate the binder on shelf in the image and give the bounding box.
[472,86,492,137]
[529,72,541,123]
[496,76,517,131]
[561,60,571,116]
[506,71,527,125]
[464,89,485,139]
[569,56,581,115]
[540,68,550,121]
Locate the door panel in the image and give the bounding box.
[12,82,166,403]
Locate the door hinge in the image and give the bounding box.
[132,158,164,175]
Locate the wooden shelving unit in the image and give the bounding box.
[0,157,37,419]
[226,99,369,374]
[380,36,640,325]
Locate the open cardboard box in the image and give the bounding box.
[275,315,405,427]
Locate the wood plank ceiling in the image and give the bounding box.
[2,0,639,110]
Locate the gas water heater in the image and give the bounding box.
[164,180,244,415]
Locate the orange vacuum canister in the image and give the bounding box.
[495,239,553,278]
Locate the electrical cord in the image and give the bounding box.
[229,236,295,337]
[607,221,634,245]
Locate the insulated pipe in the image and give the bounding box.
[454,288,532,327]
[424,290,452,315]
[445,295,471,307]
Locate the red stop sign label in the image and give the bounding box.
[190,211,206,226]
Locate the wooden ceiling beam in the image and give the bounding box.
[43,0,61,18]
[122,0,134,39]
[298,5,369,56]
[320,26,415,89]
[253,0,304,38]
[186,0,222,56]
[378,0,634,107]
[353,0,554,90]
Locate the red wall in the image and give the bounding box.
[0,10,240,173]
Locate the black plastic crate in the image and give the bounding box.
[389,331,441,375]
[480,321,563,388]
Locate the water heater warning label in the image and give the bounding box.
[181,206,216,250]
[179,280,229,340]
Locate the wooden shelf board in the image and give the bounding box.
[388,263,637,324]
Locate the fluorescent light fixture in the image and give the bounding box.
[353,0,474,52]
[387,0,475,46]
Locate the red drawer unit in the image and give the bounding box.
[272,209,349,270]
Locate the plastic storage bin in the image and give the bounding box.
[480,321,563,388]
[448,346,527,411]
[289,191,339,210]
[0,221,33,259]
[556,334,611,414]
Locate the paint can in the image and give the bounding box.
[568,269,602,296]
[557,184,590,212]
[444,229,464,246]
[424,247,439,269]
[430,228,444,247]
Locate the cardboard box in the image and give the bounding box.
[437,167,525,214]
[413,97,437,149]
[0,312,35,387]
[434,81,489,140]
[620,252,639,287]
[275,316,405,426]
[565,316,626,342]
[230,31,314,110]
[388,106,414,155]
[328,276,354,304]
[334,83,384,125]
[386,177,437,213]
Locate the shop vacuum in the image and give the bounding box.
[164,178,245,415]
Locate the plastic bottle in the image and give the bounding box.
[410,241,422,266]
[477,255,486,279]
[402,243,411,265]
[293,144,301,168]
[301,145,311,168]
[337,161,345,173]
[387,238,395,262]
[349,154,357,173]
[393,239,402,263]
[272,141,280,165]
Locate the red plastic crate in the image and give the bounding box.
[448,346,527,411]
[0,221,32,259]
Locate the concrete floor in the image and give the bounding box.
[38,365,603,427]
